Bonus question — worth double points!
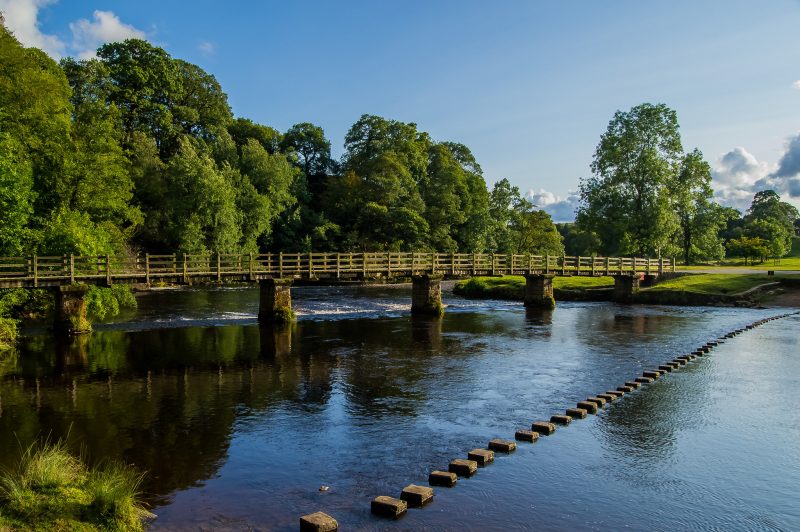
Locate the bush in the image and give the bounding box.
[0,441,153,530]
[86,285,137,321]
[0,317,17,352]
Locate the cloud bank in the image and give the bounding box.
[527,189,581,223]
[0,1,145,59]
[70,10,145,59]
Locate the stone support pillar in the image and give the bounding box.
[411,275,444,317]
[614,275,641,302]
[524,274,556,309]
[54,285,92,335]
[259,279,294,323]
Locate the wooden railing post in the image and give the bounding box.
[491,253,495,276]
[309,252,313,278]
[363,252,368,277]
[69,254,75,284]
[249,252,254,279]
[472,252,476,276]
[32,255,38,288]
[672,257,676,273]
[561,255,566,276]
[183,254,188,283]
[106,254,112,286]
[411,252,415,276]
[217,252,222,282]
[336,253,341,278]
[279,252,284,278]
[430,252,435,274]
[451,252,456,275]
[145,253,151,284]
[591,255,596,276]
[545,254,550,274]
[172,253,177,274]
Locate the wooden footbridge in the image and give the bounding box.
[0,252,674,332]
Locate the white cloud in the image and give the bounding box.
[711,147,773,211]
[793,80,800,90]
[198,41,215,55]
[527,189,581,223]
[0,0,66,57]
[70,10,145,59]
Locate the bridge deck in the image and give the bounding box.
[0,253,675,289]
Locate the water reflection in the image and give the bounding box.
[0,288,791,530]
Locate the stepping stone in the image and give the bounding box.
[566,407,587,419]
[598,393,616,401]
[400,484,434,507]
[635,376,654,384]
[586,396,607,407]
[607,390,624,398]
[624,381,641,389]
[550,414,572,425]
[449,459,477,477]
[428,470,457,487]
[658,365,673,372]
[468,449,494,465]
[515,430,540,442]
[488,439,516,453]
[672,359,687,366]
[642,371,661,379]
[577,401,598,414]
[617,385,634,393]
[531,421,556,435]
[371,496,407,519]
[300,512,338,532]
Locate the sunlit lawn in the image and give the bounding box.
[647,274,788,295]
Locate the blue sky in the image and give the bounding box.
[3,0,800,219]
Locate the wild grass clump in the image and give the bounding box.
[0,441,153,531]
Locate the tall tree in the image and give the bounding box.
[280,123,333,177]
[577,103,683,257]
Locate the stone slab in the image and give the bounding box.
[428,470,457,487]
[515,430,540,442]
[300,512,338,532]
[371,496,407,519]
[577,400,599,414]
[400,484,434,507]
[468,449,494,465]
[488,439,517,453]
[635,376,654,384]
[598,393,616,401]
[624,381,641,389]
[550,414,572,425]
[566,407,587,419]
[449,459,477,477]
[586,396,607,407]
[617,385,634,393]
[531,421,556,435]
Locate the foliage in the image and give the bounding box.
[0,317,16,352]
[489,179,564,255]
[86,285,138,321]
[0,440,152,530]
[726,236,770,265]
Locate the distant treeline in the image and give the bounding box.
[0,23,562,259]
[1,22,797,264]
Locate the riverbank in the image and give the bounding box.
[453,274,800,307]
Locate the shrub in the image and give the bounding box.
[86,285,138,321]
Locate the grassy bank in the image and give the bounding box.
[454,275,614,300]
[647,274,782,295]
[454,273,795,306]
[0,441,153,531]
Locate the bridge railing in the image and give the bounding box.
[0,252,676,286]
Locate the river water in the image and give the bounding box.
[1,285,798,531]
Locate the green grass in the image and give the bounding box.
[454,275,614,299]
[647,274,787,295]
[680,257,800,271]
[0,441,153,531]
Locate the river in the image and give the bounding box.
[1,284,798,531]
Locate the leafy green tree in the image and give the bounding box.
[727,236,770,265]
[556,224,601,256]
[577,103,683,257]
[743,190,798,257]
[488,179,563,255]
[674,149,726,263]
[0,134,34,255]
[280,123,333,177]
[228,118,281,154]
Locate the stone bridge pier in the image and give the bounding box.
[411,275,444,317]
[613,274,641,302]
[524,274,556,309]
[54,285,92,335]
[259,279,295,323]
